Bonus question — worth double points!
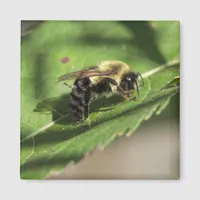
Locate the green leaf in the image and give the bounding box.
[21,21,180,179]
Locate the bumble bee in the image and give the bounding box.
[57,60,144,122]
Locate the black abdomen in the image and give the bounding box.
[69,78,91,121]
[69,78,112,121]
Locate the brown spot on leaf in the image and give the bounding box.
[61,57,69,64]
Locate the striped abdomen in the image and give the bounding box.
[69,77,92,121]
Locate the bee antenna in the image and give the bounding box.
[134,80,140,99]
[63,82,72,88]
[137,72,144,87]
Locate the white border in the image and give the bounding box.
[1,0,199,200]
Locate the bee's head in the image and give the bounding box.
[120,72,144,98]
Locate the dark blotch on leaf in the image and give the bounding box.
[61,57,69,64]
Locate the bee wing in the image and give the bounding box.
[57,70,89,82]
[57,66,118,82]
[57,66,98,82]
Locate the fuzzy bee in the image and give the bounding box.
[57,60,144,122]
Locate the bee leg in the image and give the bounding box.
[63,82,72,88]
[117,86,129,99]
[83,89,91,119]
[117,86,137,101]
[84,105,89,119]
[128,96,137,101]
[125,91,137,101]
[105,78,128,99]
[106,78,137,101]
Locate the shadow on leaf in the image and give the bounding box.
[27,93,125,148]
[23,86,174,149]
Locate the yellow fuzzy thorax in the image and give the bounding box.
[90,60,131,92]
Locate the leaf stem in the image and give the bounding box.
[21,113,69,142]
[141,58,180,79]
